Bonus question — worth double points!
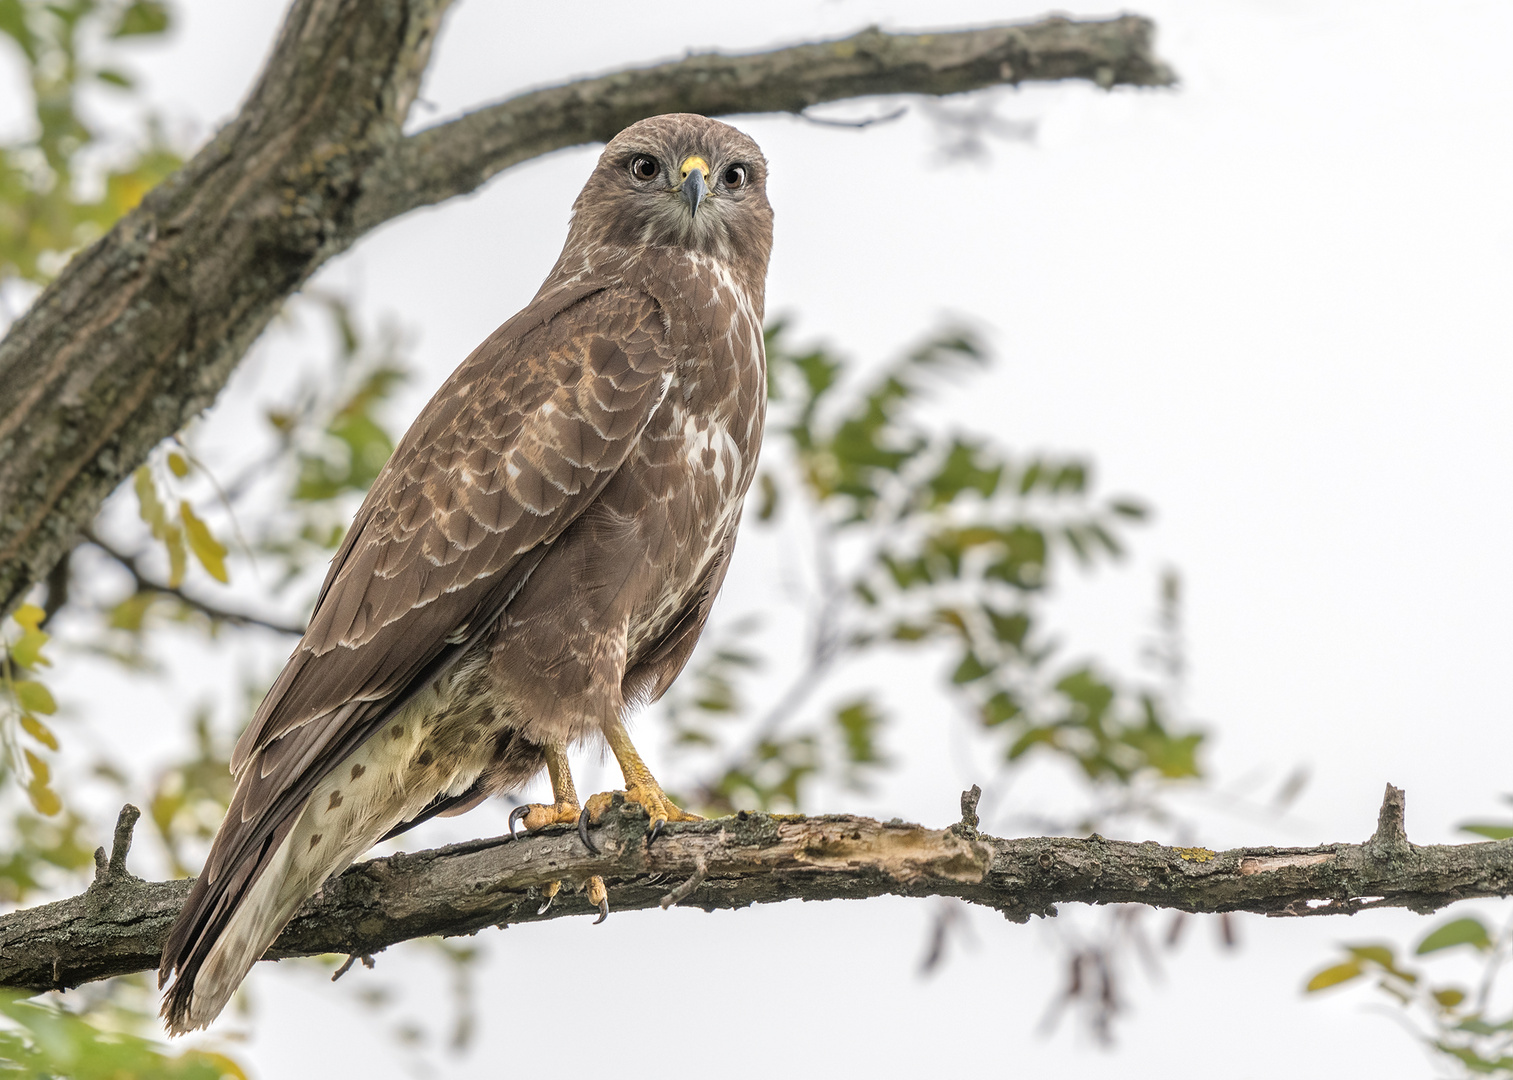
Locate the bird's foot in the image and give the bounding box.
[584,782,702,844]
[508,797,581,840]
[532,871,608,924]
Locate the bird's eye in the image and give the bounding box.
[723,164,748,189]
[630,156,659,181]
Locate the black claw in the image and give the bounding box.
[647,818,664,846]
[593,896,610,925]
[508,805,530,841]
[578,807,600,855]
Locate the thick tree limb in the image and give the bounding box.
[352,17,1175,230]
[0,5,1175,619]
[2,785,1510,994]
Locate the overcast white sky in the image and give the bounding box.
[6,0,1513,1076]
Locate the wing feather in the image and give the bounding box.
[162,284,676,992]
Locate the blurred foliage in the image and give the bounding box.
[256,292,410,586]
[0,990,243,1079]
[0,0,180,286]
[671,321,1204,814]
[1306,905,1513,1076]
[1,606,62,816]
[147,704,233,879]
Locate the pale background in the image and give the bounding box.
[4,1,1512,1076]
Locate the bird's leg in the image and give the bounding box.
[508,744,583,836]
[510,744,607,922]
[584,716,702,841]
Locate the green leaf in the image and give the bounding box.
[1416,918,1492,955]
[833,698,886,769]
[111,0,171,37]
[12,680,56,715]
[1108,498,1149,520]
[982,690,1021,727]
[108,590,156,631]
[1432,987,1467,1009]
[167,450,190,477]
[951,650,991,685]
[1305,960,1364,992]
[95,67,135,88]
[755,472,779,522]
[1460,822,1513,841]
[180,500,229,583]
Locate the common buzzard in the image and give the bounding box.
[159,113,773,1033]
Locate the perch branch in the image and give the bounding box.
[2,784,1510,994]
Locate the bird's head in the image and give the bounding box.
[563,113,773,277]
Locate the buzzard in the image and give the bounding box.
[159,113,773,1033]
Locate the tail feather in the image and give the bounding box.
[161,827,302,1034]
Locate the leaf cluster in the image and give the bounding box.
[675,322,1204,812]
[0,990,242,1080]
[1307,903,1513,1076]
[0,0,179,285]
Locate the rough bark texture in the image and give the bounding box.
[0,5,1175,618]
[2,785,1510,994]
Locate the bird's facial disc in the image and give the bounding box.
[679,155,709,216]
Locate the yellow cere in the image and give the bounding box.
[680,155,710,179]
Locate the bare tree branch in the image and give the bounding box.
[0,5,1175,619]
[2,785,1510,994]
[83,531,306,636]
[352,17,1175,230]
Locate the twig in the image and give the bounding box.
[800,106,909,129]
[330,954,376,982]
[659,856,709,909]
[90,804,141,885]
[84,531,305,636]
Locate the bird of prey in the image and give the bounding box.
[158,113,773,1033]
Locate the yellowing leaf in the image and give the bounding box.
[12,680,56,715]
[9,604,51,668]
[11,604,45,634]
[109,590,156,631]
[134,465,166,531]
[27,782,62,817]
[1433,988,1467,1009]
[180,501,229,583]
[164,522,187,588]
[1305,961,1364,992]
[20,714,59,751]
[168,451,190,477]
[23,749,50,786]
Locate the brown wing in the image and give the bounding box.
[161,283,676,984]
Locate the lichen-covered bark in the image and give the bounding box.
[2,786,1510,994]
[0,6,1175,617]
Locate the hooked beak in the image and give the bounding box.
[679,155,709,216]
